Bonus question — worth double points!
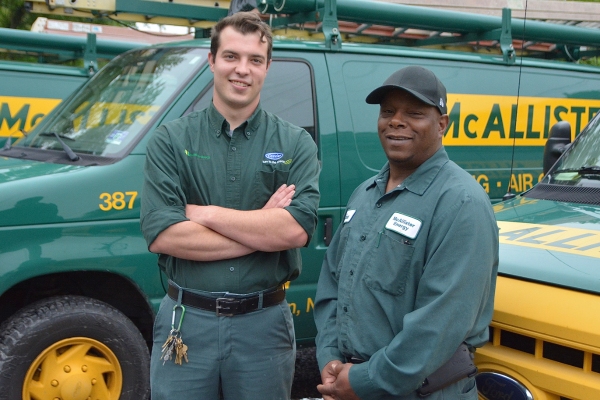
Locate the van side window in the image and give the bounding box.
[185,60,316,141]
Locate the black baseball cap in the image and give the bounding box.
[365,66,447,115]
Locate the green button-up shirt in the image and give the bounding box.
[141,102,320,293]
[314,148,498,399]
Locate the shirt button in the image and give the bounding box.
[376,203,382,208]
[343,306,348,312]
[247,132,251,136]
[360,235,366,241]
[230,267,235,272]
[230,176,236,181]
[231,146,236,151]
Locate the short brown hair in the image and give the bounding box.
[210,11,273,61]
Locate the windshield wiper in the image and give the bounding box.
[38,131,76,141]
[38,132,80,161]
[553,166,600,176]
[2,129,28,151]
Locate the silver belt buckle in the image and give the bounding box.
[215,297,237,317]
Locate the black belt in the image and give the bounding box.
[167,281,286,316]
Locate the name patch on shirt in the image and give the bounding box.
[344,209,356,223]
[385,213,422,239]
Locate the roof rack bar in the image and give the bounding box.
[500,8,515,64]
[84,33,99,75]
[24,0,600,60]
[112,0,228,22]
[262,0,600,50]
[0,27,142,75]
[0,26,140,59]
[321,0,341,49]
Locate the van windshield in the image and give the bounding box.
[545,115,600,186]
[17,47,208,159]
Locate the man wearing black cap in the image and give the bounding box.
[313,66,498,399]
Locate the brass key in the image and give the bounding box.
[174,337,189,365]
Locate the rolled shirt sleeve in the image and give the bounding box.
[140,124,189,248]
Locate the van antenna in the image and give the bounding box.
[503,0,528,201]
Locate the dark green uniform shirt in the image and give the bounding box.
[314,148,498,399]
[140,103,320,293]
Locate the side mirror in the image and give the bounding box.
[543,121,571,175]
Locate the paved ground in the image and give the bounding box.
[291,346,322,400]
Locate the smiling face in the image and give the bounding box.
[378,89,448,179]
[208,26,270,121]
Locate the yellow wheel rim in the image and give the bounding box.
[22,337,123,400]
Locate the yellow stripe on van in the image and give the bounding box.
[0,96,61,137]
[444,94,600,146]
[4,93,600,144]
[0,96,161,138]
[498,221,600,258]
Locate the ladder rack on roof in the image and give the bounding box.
[0,27,143,74]
[25,0,600,63]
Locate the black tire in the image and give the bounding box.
[0,295,150,400]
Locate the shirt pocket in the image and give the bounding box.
[334,226,352,280]
[253,169,290,209]
[364,230,415,296]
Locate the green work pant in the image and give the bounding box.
[150,294,296,400]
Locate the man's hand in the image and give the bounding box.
[262,184,295,209]
[317,362,360,400]
[319,361,341,400]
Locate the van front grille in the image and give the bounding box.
[499,330,535,354]
[593,354,600,374]
[488,326,600,374]
[543,342,584,368]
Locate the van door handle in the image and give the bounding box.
[324,217,333,246]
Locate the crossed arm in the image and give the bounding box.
[149,184,308,261]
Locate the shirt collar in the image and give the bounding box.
[367,147,450,196]
[208,101,263,140]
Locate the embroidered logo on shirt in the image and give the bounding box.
[265,152,284,160]
[385,213,422,239]
[344,210,356,223]
[263,152,292,165]
[185,149,210,159]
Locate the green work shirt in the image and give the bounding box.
[314,147,498,399]
[140,102,320,293]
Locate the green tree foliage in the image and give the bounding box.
[0,0,128,30]
[0,0,36,29]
